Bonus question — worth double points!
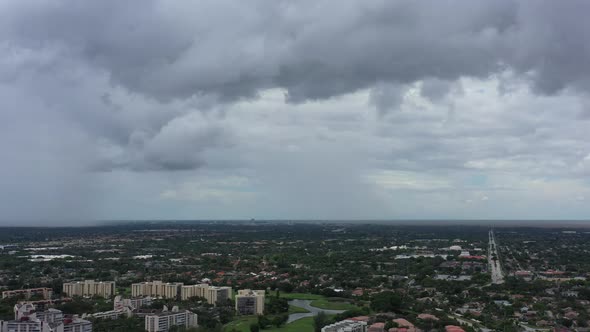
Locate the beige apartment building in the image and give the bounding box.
[62,280,115,298]
[180,284,232,305]
[132,281,231,305]
[2,288,53,300]
[205,286,232,305]
[131,281,183,299]
[180,284,209,301]
[235,289,265,315]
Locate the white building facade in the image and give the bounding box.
[322,320,368,332]
[235,289,265,315]
[62,280,115,298]
[144,308,198,332]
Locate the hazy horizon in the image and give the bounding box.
[2,219,590,228]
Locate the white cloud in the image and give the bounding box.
[365,170,452,191]
[159,175,255,203]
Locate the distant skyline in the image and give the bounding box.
[1,1,590,224]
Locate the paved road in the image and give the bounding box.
[488,230,505,284]
[447,313,491,331]
[519,323,551,332]
[287,299,345,323]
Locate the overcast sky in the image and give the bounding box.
[1,1,590,225]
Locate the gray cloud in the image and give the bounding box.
[2,1,589,103]
[369,82,408,115]
[1,1,590,222]
[94,113,234,172]
[506,1,590,94]
[420,79,456,102]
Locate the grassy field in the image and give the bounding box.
[264,317,314,332]
[309,299,358,311]
[278,292,359,310]
[288,304,310,314]
[224,293,347,332]
[224,316,314,332]
[277,292,325,300]
[223,316,257,332]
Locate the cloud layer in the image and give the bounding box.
[0,1,589,223]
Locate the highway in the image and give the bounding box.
[488,229,505,284]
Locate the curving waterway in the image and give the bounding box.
[287,299,346,323]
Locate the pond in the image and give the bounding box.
[287,299,345,323]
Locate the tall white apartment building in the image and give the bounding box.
[62,280,115,298]
[132,281,231,305]
[205,286,232,306]
[144,307,198,332]
[235,289,265,315]
[2,303,47,331]
[0,304,92,332]
[131,281,182,299]
[178,284,232,305]
[322,320,368,332]
[180,284,209,301]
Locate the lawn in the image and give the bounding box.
[223,316,258,332]
[288,304,310,314]
[309,299,358,311]
[264,317,314,332]
[277,292,325,300]
[225,315,314,332]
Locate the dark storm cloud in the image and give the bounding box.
[420,79,456,102]
[2,0,589,104]
[505,1,590,94]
